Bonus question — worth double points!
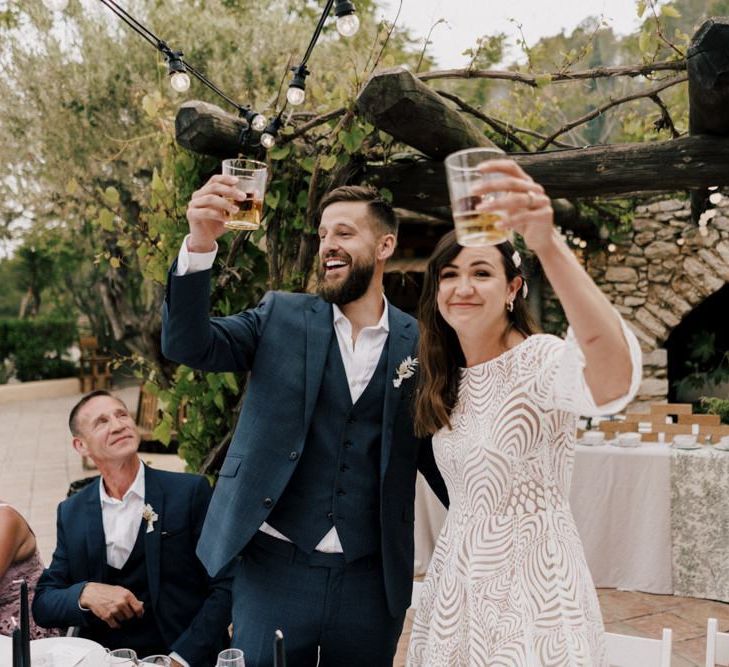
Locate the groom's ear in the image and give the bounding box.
[72,436,88,457]
[376,233,396,261]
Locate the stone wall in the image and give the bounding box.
[544,194,729,409]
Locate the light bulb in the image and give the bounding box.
[336,13,360,37]
[579,240,587,249]
[607,243,616,253]
[286,86,306,106]
[43,0,68,9]
[261,133,276,149]
[251,114,267,132]
[676,237,685,246]
[170,71,191,93]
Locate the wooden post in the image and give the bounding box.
[356,66,494,159]
[687,18,729,221]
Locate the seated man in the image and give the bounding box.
[33,390,232,667]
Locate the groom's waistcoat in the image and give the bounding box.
[266,332,389,562]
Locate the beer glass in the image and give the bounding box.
[444,147,513,246]
[221,159,267,231]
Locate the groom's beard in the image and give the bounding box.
[317,251,376,305]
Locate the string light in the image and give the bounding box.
[676,237,685,246]
[607,243,617,253]
[241,107,268,133]
[166,51,191,93]
[42,0,359,151]
[579,240,587,249]
[334,0,360,36]
[261,116,284,149]
[286,65,310,107]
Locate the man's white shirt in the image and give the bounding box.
[176,236,390,553]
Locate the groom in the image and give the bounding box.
[162,179,448,666]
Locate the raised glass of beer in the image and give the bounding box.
[444,147,512,246]
[221,158,267,231]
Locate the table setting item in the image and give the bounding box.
[106,648,138,665]
[274,629,286,667]
[216,647,245,666]
[579,431,606,446]
[611,432,641,448]
[140,656,172,665]
[671,434,702,450]
[713,435,729,451]
[29,637,106,666]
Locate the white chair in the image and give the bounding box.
[705,618,729,666]
[605,628,672,667]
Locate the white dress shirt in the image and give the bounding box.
[99,459,145,570]
[97,461,189,667]
[177,236,390,553]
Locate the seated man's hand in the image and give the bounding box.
[78,583,144,629]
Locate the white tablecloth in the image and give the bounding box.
[570,443,673,593]
[414,443,675,593]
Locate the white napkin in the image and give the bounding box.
[44,644,93,666]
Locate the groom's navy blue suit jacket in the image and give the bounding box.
[33,466,232,666]
[161,267,449,616]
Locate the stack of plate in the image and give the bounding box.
[672,434,701,450]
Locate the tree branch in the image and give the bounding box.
[418,59,686,86]
[284,107,346,142]
[436,90,576,150]
[537,75,688,150]
[649,93,680,138]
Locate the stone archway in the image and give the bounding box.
[585,196,729,408]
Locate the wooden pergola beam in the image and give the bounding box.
[687,18,729,220]
[364,135,729,204]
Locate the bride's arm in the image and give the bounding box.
[474,160,634,407]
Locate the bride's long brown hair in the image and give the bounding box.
[413,231,538,437]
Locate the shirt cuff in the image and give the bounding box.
[170,652,189,667]
[176,234,218,275]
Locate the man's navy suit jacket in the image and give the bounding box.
[33,465,232,666]
[161,268,449,616]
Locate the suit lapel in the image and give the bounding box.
[303,299,334,431]
[85,480,106,583]
[143,466,163,609]
[380,306,416,478]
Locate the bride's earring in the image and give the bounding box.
[506,298,514,313]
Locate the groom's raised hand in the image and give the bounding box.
[78,582,145,628]
[186,174,247,253]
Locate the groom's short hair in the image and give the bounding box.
[68,389,126,436]
[318,185,398,236]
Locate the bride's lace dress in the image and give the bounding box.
[407,324,641,667]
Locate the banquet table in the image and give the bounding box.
[413,442,729,602]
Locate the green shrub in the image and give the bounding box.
[698,397,729,424]
[0,317,78,382]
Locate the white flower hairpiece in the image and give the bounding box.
[142,503,158,534]
[393,356,418,388]
[512,250,521,268]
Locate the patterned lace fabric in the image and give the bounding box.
[0,506,60,639]
[407,325,641,667]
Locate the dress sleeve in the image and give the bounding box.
[533,313,642,417]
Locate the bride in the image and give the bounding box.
[406,159,641,666]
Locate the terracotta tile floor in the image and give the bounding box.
[394,588,729,666]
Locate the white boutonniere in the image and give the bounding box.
[393,356,418,388]
[142,503,158,534]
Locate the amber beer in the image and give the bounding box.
[444,147,513,246]
[224,195,263,231]
[221,158,267,232]
[452,195,508,246]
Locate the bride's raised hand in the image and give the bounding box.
[472,159,556,253]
